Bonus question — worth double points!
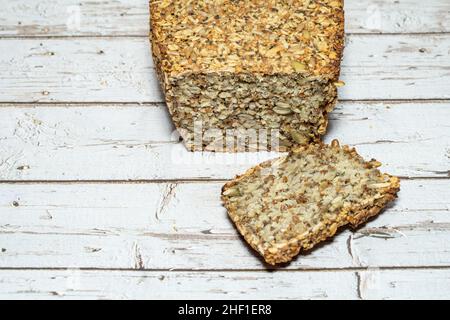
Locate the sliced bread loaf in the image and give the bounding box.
[150,0,345,151]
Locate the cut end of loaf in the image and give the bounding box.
[221,141,400,265]
[167,72,338,152]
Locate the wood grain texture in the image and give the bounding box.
[1,0,450,300]
[1,269,450,299]
[0,36,449,103]
[0,38,163,103]
[0,0,149,37]
[0,269,358,300]
[1,0,449,36]
[0,102,449,181]
[347,0,450,34]
[358,269,450,300]
[0,179,449,270]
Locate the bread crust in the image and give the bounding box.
[150,0,344,79]
[221,140,400,265]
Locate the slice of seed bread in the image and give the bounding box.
[221,140,400,265]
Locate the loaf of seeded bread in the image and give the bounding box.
[150,0,345,152]
[221,140,400,265]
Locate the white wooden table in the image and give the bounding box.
[0,0,449,300]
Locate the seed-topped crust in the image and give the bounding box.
[221,140,400,265]
[151,0,344,78]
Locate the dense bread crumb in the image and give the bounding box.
[150,0,345,151]
[221,140,400,265]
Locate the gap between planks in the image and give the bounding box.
[1,99,450,107]
[1,266,450,272]
[0,176,448,185]
[1,32,450,40]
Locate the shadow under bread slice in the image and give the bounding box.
[221,140,400,265]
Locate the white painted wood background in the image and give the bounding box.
[0,0,449,300]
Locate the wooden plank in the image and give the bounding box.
[347,0,450,34]
[2,268,449,299]
[0,179,449,270]
[0,182,353,270]
[0,36,449,102]
[0,0,149,37]
[0,102,449,181]
[341,34,450,100]
[0,270,358,300]
[0,38,163,103]
[1,0,449,36]
[359,269,450,300]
